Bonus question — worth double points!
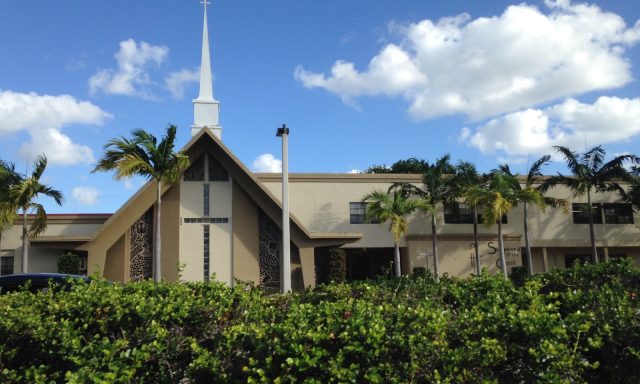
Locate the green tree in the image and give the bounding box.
[391,155,455,279]
[7,155,63,273]
[466,170,543,279]
[362,190,430,277]
[451,161,484,275]
[551,146,638,264]
[57,252,81,274]
[365,157,428,174]
[499,156,568,276]
[93,125,189,282]
[0,160,22,257]
[622,165,640,211]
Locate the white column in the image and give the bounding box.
[277,125,291,293]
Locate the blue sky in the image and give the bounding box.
[1,0,639,213]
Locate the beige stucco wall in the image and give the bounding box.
[232,182,260,284]
[260,174,639,277]
[162,185,181,282]
[179,173,233,284]
[1,217,107,274]
[86,182,159,278]
[407,236,523,276]
[104,235,125,281]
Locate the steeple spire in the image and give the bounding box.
[192,0,221,138]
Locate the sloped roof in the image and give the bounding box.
[89,127,362,246]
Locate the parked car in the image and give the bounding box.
[0,273,90,294]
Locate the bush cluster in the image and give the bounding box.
[1,261,639,383]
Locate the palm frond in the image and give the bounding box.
[527,155,551,186]
[28,203,48,237]
[30,155,48,181]
[554,146,581,175]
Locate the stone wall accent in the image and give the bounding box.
[129,208,154,281]
[258,210,280,289]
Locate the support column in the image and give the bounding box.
[603,247,609,262]
[299,247,316,288]
[542,247,549,273]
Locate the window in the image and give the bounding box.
[572,203,633,224]
[203,184,210,216]
[572,203,603,224]
[184,155,205,181]
[184,217,228,224]
[1,256,13,275]
[79,255,88,275]
[444,203,474,224]
[444,203,506,224]
[603,203,634,224]
[350,202,378,224]
[208,155,229,181]
[203,225,210,282]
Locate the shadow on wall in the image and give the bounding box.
[309,203,342,232]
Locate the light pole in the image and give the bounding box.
[276,124,291,293]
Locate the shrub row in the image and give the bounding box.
[1,261,639,383]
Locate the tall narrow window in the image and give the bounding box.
[1,256,13,276]
[203,184,210,216]
[184,155,205,181]
[203,225,210,282]
[208,155,229,181]
[349,202,366,224]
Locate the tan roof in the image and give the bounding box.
[89,128,363,246]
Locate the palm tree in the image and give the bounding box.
[93,125,189,282]
[7,155,63,273]
[0,160,22,256]
[499,156,568,276]
[627,166,640,210]
[389,155,455,279]
[466,170,544,279]
[551,146,638,264]
[451,161,484,275]
[362,190,430,278]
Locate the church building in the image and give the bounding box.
[1,5,639,288]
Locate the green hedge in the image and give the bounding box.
[1,261,639,383]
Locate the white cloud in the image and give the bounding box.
[19,128,95,166]
[348,169,362,174]
[295,1,640,120]
[462,96,640,156]
[0,90,111,166]
[89,39,169,98]
[251,153,282,172]
[165,68,200,99]
[72,186,99,205]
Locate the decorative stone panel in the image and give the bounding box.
[129,208,154,281]
[258,210,280,288]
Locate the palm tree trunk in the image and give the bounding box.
[21,210,28,273]
[431,212,439,281]
[473,206,480,275]
[153,180,162,282]
[394,242,401,278]
[498,221,507,279]
[587,189,598,264]
[523,203,533,276]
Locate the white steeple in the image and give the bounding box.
[192,0,221,138]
